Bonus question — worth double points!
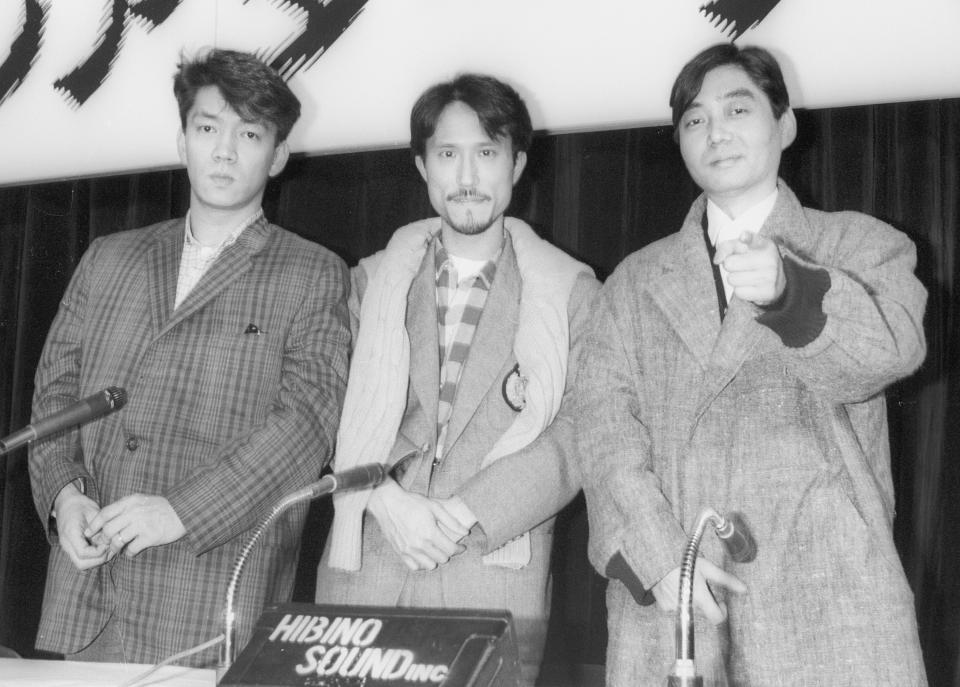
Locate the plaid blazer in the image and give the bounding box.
[28,217,349,667]
[578,182,928,686]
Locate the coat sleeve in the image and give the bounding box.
[456,272,600,552]
[166,250,351,554]
[28,240,102,540]
[576,263,688,590]
[763,213,927,403]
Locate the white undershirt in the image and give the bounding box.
[438,253,488,312]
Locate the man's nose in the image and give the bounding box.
[708,118,732,145]
[213,133,237,162]
[457,156,478,186]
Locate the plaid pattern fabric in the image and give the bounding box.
[28,217,350,666]
[434,244,497,460]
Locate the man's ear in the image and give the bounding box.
[779,108,797,151]
[511,151,527,185]
[415,155,427,183]
[269,141,290,177]
[177,129,187,166]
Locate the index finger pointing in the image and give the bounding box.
[713,238,740,265]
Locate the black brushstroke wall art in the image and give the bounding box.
[700,0,784,41]
[0,0,369,110]
[0,0,44,106]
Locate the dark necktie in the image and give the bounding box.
[701,212,728,321]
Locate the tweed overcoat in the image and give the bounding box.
[315,236,598,679]
[578,183,928,686]
[28,217,350,667]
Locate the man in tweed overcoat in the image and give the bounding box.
[578,44,928,685]
[28,50,349,667]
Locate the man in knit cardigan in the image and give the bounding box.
[314,74,599,686]
[578,44,928,685]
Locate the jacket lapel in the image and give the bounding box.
[406,246,441,439]
[689,299,766,426]
[155,218,272,338]
[647,198,722,371]
[762,181,820,259]
[643,194,769,429]
[689,183,804,426]
[145,219,186,336]
[442,239,520,455]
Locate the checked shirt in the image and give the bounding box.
[434,243,498,462]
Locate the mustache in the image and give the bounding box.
[446,189,490,202]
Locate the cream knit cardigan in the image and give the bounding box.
[327,217,592,571]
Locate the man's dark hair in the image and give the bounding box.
[173,49,301,144]
[410,73,533,159]
[669,43,790,134]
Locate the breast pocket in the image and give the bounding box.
[193,326,284,437]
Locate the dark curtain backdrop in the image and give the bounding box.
[1,98,957,684]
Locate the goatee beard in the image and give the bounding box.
[446,211,495,236]
[449,218,493,236]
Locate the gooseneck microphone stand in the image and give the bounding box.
[219,464,386,676]
[667,509,757,687]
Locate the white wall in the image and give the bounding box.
[1,0,958,186]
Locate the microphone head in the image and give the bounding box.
[331,463,388,492]
[105,386,128,410]
[717,511,757,563]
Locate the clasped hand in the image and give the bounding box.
[53,484,186,570]
[714,231,786,306]
[366,479,475,571]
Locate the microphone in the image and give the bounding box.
[0,386,127,455]
[715,511,757,563]
[668,508,758,686]
[220,462,387,672]
[302,463,388,498]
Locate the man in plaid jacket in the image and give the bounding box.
[28,49,349,667]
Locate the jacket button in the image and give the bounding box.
[125,436,139,451]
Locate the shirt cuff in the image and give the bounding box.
[605,550,655,606]
[756,255,830,348]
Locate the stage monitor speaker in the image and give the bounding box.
[219,602,520,687]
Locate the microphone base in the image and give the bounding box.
[667,678,703,687]
[220,603,519,687]
[667,659,703,687]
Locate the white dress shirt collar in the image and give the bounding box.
[706,188,779,247]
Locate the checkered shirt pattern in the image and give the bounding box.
[434,245,497,460]
[174,208,263,308]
